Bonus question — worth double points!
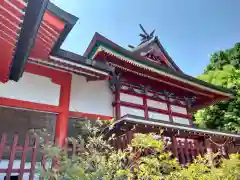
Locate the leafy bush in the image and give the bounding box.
[37,120,240,179]
[168,154,240,180]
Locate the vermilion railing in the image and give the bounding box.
[0,134,40,180]
[0,133,78,180]
[111,130,240,165]
[0,132,239,179]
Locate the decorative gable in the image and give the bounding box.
[129,25,182,72]
[139,42,173,69]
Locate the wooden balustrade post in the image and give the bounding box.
[179,140,186,165]
[194,139,200,157]
[184,139,191,163]
[127,129,134,145]
[205,138,213,166]
[198,139,205,156]
[171,135,178,159]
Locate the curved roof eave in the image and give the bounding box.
[9,1,79,82]
[84,33,235,98]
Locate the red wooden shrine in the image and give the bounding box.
[0,0,239,179]
[84,29,240,163]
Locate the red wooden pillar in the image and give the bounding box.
[143,89,148,120]
[165,95,173,122]
[54,74,72,147]
[115,88,121,120]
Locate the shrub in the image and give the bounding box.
[36,120,240,180]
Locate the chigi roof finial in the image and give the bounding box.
[128,24,155,49]
[139,24,155,45]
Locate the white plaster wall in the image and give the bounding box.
[147,99,168,110]
[170,105,187,114]
[70,74,113,116]
[120,93,143,105]
[0,160,40,179]
[0,72,60,106]
[148,111,170,121]
[172,116,190,125]
[0,160,52,179]
[120,106,145,117]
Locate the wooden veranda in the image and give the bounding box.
[107,115,240,165]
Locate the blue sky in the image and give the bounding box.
[52,0,240,76]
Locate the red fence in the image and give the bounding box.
[0,133,79,180]
[111,131,240,165]
[0,132,239,179]
[0,133,40,180]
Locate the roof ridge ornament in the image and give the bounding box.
[139,24,155,45]
[128,24,155,49]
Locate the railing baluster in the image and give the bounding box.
[179,140,185,165]
[189,141,195,160]
[40,135,49,180]
[72,138,77,156]
[195,140,200,157]
[171,136,178,160]
[29,135,39,180]
[6,134,18,180]
[19,134,29,179]
[0,133,7,160]
[184,139,191,163]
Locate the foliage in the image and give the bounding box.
[168,154,240,180]
[195,65,240,132]
[37,120,240,179]
[194,43,240,133]
[37,121,180,179]
[205,43,240,73]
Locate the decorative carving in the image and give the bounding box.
[163,91,174,99]
[152,94,159,99]
[127,84,135,92]
[119,81,196,106]
[109,68,121,92]
[141,86,147,94]
[140,45,163,63]
[184,96,196,107]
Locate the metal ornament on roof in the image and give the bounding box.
[139,24,155,45]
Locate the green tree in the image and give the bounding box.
[205,43,240,73]
[194,42,240,133]
[195,65,240,132]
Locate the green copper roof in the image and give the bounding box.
[88,40,235,97]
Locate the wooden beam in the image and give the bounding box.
[9,0,50,81]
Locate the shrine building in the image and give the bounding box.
[0,0,239,178]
